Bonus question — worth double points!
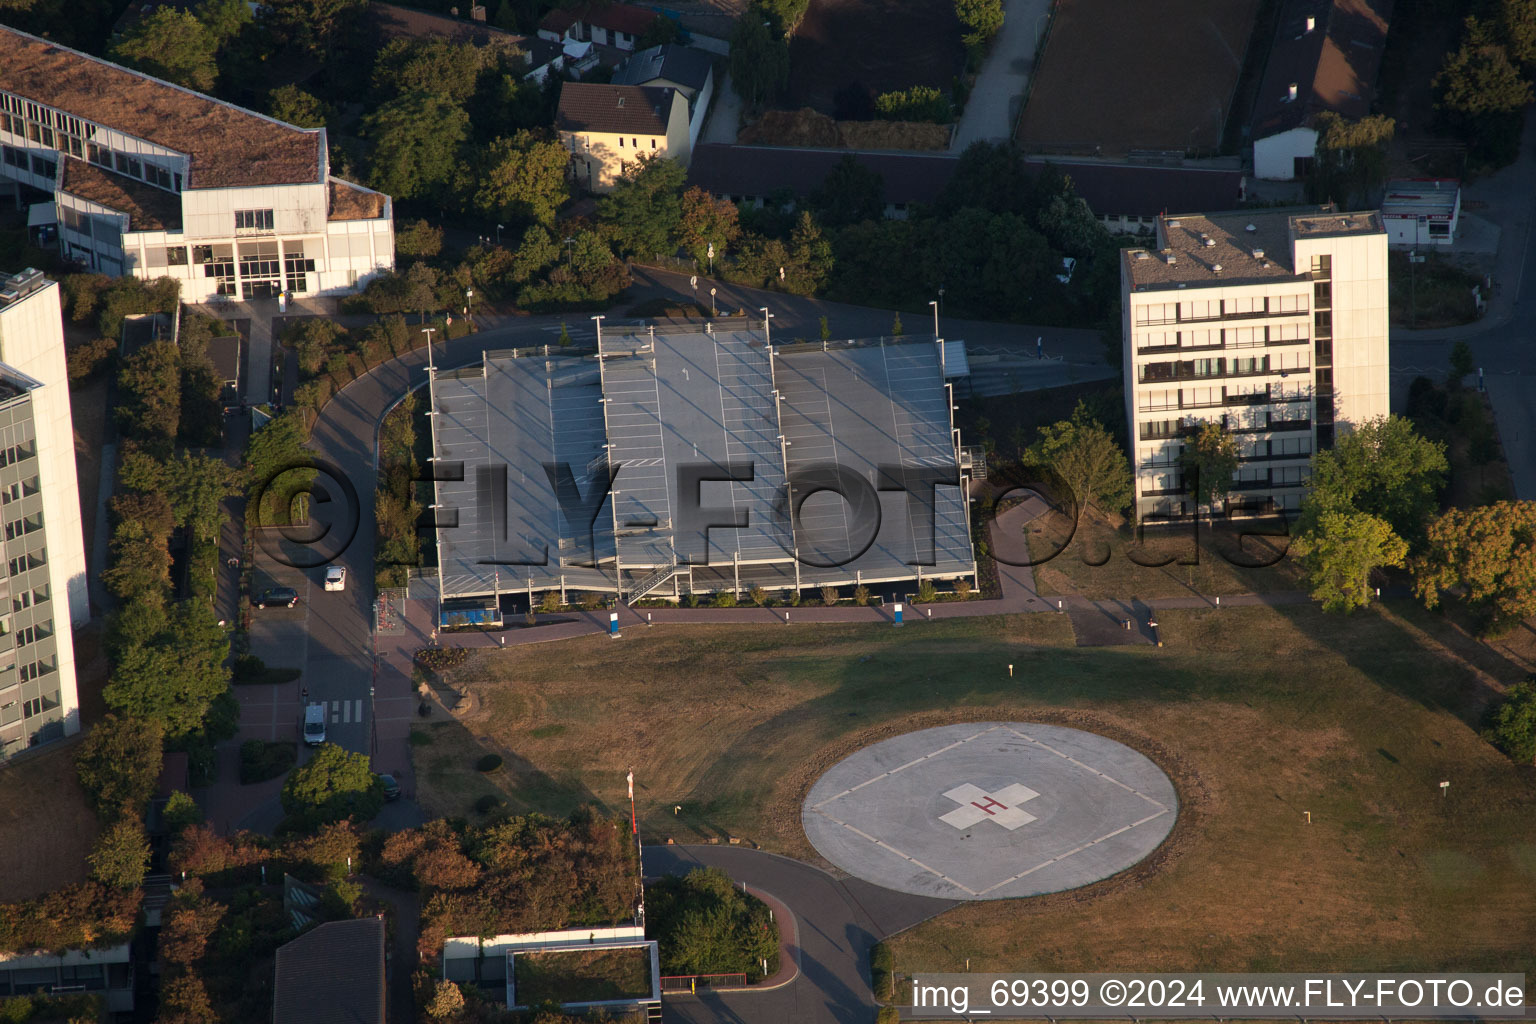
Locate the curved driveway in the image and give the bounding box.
[643,844,955,1024]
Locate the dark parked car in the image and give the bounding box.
[255,586,299,609]
[378,773,401,801]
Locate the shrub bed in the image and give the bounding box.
[415,648,472,672]
[646,867,779,981]
[239,740,297,784]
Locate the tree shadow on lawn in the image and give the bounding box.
[412,714,606,822]
[1269,597,1527,730]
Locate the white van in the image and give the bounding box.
[303,702,326,746]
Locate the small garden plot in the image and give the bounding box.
[513,946,654,1005]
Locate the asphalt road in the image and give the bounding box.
[643,845,955,1024]
[1390,103,1536,501]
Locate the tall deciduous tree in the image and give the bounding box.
[119,450,242,542]
[362,92,470,202]
[89,820,152,889]
[281,743,384,824]
[75,715,166,823]
[117,341,182,455]
[1024,402,1132,515]
[193,0,251,48]
[1437,17,1533,116]
[111,8,217,91]
[729,7,789,112]
[1179,421,1238,519]
[954,0,1003,45]
[1309,113,1395,208]
[1298,415,1447,544]
[1487,680,1536,763]
[261,0,367,56]
[678,186,742,267]
[102,491,176,606]
[103,601,231,738]
[267,84,329,129]
[1292,510,1407,613]
[1411,500,1536,630]
[596,154,687,259]
[473,131,571,227]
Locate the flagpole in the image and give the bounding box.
[627,767,637,835]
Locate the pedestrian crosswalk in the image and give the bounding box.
[329,699,365,724]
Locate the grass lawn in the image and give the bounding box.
[0,738,99,902]
[413,602,1536,976]
[513,947,653,1005]
[1025,513,1303,599]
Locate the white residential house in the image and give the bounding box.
[1250,0,1391,181]
[556,83,691,192]
[612,44,715,149]
[1121,208,1388,522]
[0,25,394,303]
[537,2,660,51]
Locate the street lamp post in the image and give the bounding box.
[464,287,472,317]
[929,299,939,339]
[496,223,505,246]
[760,307,773,344]
[421,326,437,373]
[710,287,717,317]
[564,236,576,263]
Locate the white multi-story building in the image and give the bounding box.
[1121,208,1388,521]
[0,25,394,302]
[0,269,88,759]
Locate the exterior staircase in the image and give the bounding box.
[625,558,680,602]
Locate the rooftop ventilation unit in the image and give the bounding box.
[1166,218,1181,228]
[1304,15,1315,31]
[1251,247,1265,258]
[1212,264,1223,274]
[1132,250,1150,260]
[1245,223,1257,232]
[1204,237,1216,247]
[1287,82,1299,102]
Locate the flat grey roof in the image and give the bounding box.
[431,331,973,599]
[433,354,614,598]
[776,341,972,578]
[600,330,790,567]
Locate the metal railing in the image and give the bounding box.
[661,974,749,994]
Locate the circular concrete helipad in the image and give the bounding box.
[803,723,1177,900]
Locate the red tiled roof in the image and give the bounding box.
[1251,0,1393,138]
[539,1,657,36]
[557,83,678,134]
[0,25,321,189]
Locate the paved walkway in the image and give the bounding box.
[951,0,1055,150]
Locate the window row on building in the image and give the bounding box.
[1136,322,1310,352]
[1133,293,1310,326]
[1,144,54,182]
